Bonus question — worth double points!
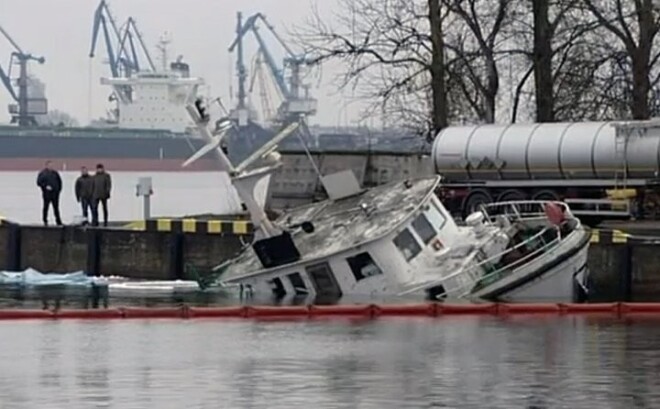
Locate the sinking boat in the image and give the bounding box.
[182,99,591,303]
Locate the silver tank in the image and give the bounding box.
[432,121,660,180]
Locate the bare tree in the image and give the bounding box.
[296,0,451,134]
[442,0,512,123]
[505,0,619,122]
[582,0,660,120]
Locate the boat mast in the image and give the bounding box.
[183,99,300,238]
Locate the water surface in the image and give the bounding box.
[0,316,657,408]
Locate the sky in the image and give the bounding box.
[0,0,366,128]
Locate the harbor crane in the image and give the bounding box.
[89,0,155,100]
[0,25,47,126]
[229,12,317,127]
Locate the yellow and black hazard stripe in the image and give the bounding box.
[590,229,629,244]
[125,219,254,235]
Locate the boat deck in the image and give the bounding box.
[220,177,440,281]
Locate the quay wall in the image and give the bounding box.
[0,222,249,280]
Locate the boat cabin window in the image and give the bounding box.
[305,262,343,298]
[346,252,383,281]
[287,272,307,294]
[412,213,436,244]
[426,202,447,230]
[393,228,422,261]
[269,277,286,298]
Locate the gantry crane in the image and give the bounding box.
[89,0,155,100]
[0,25,47,126]
[229,11,316,127]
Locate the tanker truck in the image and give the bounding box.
[432,120,660,223]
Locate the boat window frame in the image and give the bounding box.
[346,252,384,282]
[305,262,343,298]
[393,228,422,262]
[268,276,286,298]
[426,200,448,231]
[287,272,308,294]
[411,213,436,245]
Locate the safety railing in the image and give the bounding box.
[479,200,574,225]
[439,225,563,299]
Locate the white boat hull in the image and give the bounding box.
[472,228,591,303]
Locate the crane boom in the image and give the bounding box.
[229,11,317,126]
[0,65,17,101]
[0,23,47,126]
[89,0,155,77]
[0,26,23,54]
[229,13,289,99]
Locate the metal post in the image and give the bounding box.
[136,176,153,220]
[143,195,151,220]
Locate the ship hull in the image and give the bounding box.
[0,157,221,172]
[0,128,222,172]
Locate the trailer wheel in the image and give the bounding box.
[532,189,560,202]
[496,189,527,202]
[462,189,493,218]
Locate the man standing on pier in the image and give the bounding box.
[91,163,112,227]
[36,160,63,226]
[74,166,94,225]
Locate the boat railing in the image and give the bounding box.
[439,225,563,299]
[478,200,574,225]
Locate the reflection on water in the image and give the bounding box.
[0,317,659,408]
[0,284,445,310]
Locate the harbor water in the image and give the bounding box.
[0,316,657,408]
[0,171,258,224]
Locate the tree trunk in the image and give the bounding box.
[484,53,498,123]
[630,1,654,120]
[429,0,448,133]
[631,50,651,119]
[532,0,554,122]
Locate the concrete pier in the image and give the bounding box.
[0,219,251,280]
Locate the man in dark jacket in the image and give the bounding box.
[36,160,63,226]
[74,166,94,224]
[91,163,112,227]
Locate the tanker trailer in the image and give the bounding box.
[432,120,660,222]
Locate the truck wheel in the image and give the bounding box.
[532,190,560,202]
[462,189,493,218]
[496,189,527,202]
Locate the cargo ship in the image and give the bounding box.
[0,55,233,172]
